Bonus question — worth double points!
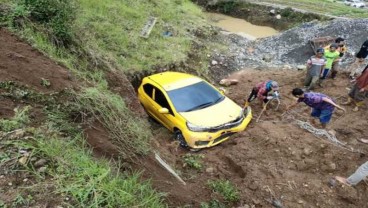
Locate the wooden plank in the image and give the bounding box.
[140,16,157,38]
[154,152,186,185]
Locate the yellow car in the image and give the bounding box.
[137,71,252,150]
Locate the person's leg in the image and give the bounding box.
[245,87,258,106]
[321,68,330,79]
[343,84,358,105]
[319,109,333,128]
[349,58,365,79]
[346,161,368,186]
[304,74,312,88]
[308,76,319,90]
[330,62,338,79]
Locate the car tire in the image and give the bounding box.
[174,130,188,148]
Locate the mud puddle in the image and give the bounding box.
[206,12,279,40]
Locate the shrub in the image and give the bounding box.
[11,0,77,46]
[208,179,240,203]
[0,106,31,132]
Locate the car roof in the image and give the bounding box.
[147,71,202,91]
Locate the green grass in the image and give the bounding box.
[0,106,30,132]
[76,87,152,158]
[74,0,206,72]
[207,179,240,203]
[0,108,165,207]
[182,153,204,170]
[255,0,368,18]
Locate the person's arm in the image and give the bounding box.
[322,97,345,111]
[320,64,325,75]
[359,84,368,92]
[306,59,312,70]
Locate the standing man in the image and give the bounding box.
[304,48,326,91]
[321,44,340,82]
[325,37,347,79]
[335,161,368,186]
[350,39,368,79]
[343,64,368,111]
[287,88,345,128]
[245,80,279,108]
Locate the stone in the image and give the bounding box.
[276,14,282,19]
[205,167,214,173]
[37,166,47,173]
[303,148,312,156]
[18,156,28,165]
[270,9,276,15]
[211,60,218,65]
[329,162,337,170]
[34,159,47,168]
[263,54,273,62]
[219,79,239,86]
[297,65,307,70]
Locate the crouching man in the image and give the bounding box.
[287,88,345,128]
[244,80,279,109]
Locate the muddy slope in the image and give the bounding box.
[145,69,368,207]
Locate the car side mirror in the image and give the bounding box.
[159,108,169,114]
[218,87,226,95]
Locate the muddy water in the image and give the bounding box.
[206,12,278,40]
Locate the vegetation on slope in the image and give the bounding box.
[0,0,215,206]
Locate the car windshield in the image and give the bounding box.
[167,81,224,112]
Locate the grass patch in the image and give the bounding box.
[200,199,226,208]
[73,0,206,72]
[76,87,152,158]
[208,179,240,203]
[0,106,30,132]
[182,153,204,170]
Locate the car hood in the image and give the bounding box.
[179,97,242,127]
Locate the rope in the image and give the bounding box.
[282,110,364,154]
[256,97,280,122]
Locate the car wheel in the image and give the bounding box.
[174,130,188,148]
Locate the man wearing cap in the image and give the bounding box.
[245,80,279,108]
[287,88,345,128]
[304,48,326,91]
[321,44,340,82]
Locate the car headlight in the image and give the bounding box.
[186,122,210,132]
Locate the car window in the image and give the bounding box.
[154,88,173,114]
[143,84,154,98]
[167,81,224,112]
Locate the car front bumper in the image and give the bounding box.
[183,106,253,149]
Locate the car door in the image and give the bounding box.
[151,87,177,131]
[141,83,162,122]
